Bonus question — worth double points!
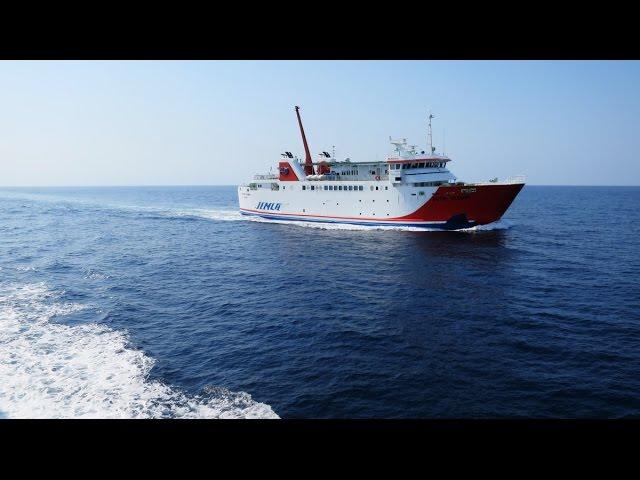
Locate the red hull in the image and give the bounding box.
[400,183,525,225]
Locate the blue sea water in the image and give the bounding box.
[0,185,639,418]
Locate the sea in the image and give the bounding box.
[0,185,639,418]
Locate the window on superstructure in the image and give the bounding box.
[302,185,306,190]
[348,186,353,191]
[419,163,425,168]
[324,185,328,190]
[359,186,363,191]
[311,185,315,191]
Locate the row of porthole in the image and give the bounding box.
[300,185,390,192]
[302,206,392,217]
[319,199,391,206]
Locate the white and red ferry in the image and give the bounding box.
[238,107,524,230]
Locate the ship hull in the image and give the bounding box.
[238,182,524,230]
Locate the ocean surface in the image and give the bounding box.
[1,185,639,418]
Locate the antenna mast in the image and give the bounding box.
[428,112,435,155]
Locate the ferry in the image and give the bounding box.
[238,107,524,230]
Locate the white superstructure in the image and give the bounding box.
[238,107,524,230]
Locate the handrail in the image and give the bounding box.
[505,174,526,184]
[253,174,279,180]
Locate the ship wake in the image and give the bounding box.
[0,282,279,419]
[238,213,514,233]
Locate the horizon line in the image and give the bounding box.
[1,184,640,188]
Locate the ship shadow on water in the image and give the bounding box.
[407,229,511,261]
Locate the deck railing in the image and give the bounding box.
[253,174,279,180]
[505,174,526,184]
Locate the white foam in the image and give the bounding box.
[458,219,513,232]
[15,265,36,272]
[241,215,516,232]
[168,208,245,222]
[0,282,279,419]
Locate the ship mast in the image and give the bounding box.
[295,106,314,175]
[428,112,435,155]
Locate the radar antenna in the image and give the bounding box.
[428,112,435,155]
[389,136,408,157]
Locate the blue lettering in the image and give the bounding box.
[256,202,281,211]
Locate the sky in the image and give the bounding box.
[1,60,639,186]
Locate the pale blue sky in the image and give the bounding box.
[1,60,639,186]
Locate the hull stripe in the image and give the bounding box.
[239,207,443,223]
[239,209,458,228]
